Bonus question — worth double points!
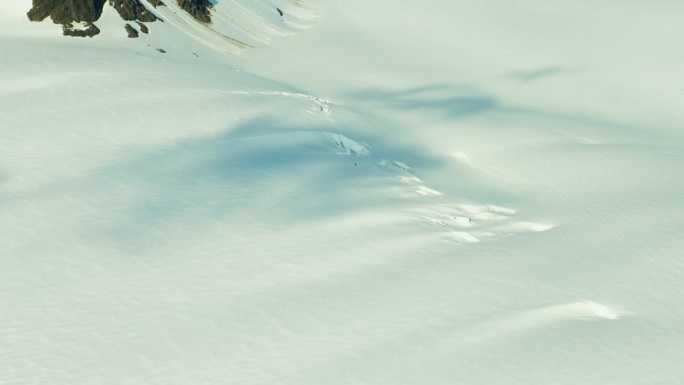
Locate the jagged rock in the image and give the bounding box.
[27,0,207,37]
[137,22,149,34]
[125,23,139,38]
[28,0,107,24]
[109,0,157,22]
[62,22,101,37]
[176,0,212,23]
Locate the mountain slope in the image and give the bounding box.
[2,0,684,384]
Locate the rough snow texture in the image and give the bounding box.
[2,0,684,384]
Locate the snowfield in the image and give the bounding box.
[2,0,684,383]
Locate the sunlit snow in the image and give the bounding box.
[2,0,684,383]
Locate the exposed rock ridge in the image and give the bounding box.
[109,0,158,22]
[176,0,212,24]
[27,0,107,24]
[27,0,212,38]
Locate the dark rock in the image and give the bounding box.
[109,0,157,22]
[176,0,212,23]
[136,22,149,33]
[28,0,107,24]
[125,23,139,37]
[156,48,166,53]
[276,8,283,17]
[62,21,101,37]
[27,0,202,38]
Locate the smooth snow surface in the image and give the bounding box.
[2,0,684,383]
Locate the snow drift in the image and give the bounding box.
[2,0,684,384]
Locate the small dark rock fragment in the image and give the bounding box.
[125,23,138,37]
[156,48,166,53]
[276,7,283,16]
[136,22,149,33]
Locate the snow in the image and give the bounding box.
[2,0,684,383]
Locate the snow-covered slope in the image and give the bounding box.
[136,0,314,53]
[2,0,684,384]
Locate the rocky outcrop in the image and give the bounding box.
[137,22,149,34]
[125,23,139,38]
[27,0,107,24]
[62,22,101,37]
[176,0,212,23]
[109,0,157,22]
[27,0,212,38]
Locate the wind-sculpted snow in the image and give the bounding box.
[2,0,684,384]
